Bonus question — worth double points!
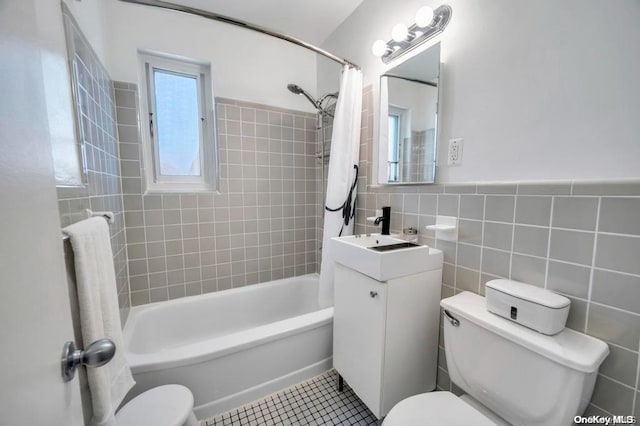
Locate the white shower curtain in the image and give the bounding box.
[318,65,363,308]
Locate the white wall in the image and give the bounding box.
[321,0,640,183]
[103,0,320,112]
[61,0,108,64]
[387,78,436,131]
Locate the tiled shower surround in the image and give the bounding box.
[114,83,321,305]
[56,8,130,318]
[356,87,640,417]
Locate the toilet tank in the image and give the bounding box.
[441,292,609,426]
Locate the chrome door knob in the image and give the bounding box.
[61,338,116,382]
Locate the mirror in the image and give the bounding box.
[378,42,440,184]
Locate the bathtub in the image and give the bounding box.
[122,273,333,419]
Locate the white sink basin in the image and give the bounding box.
[331,234,443,281]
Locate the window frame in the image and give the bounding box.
[387,113,400,182]
[387,105,408,183]
[138,50,218,193]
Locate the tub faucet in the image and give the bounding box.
[374,206,391,235]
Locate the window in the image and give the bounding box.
[139,51,218,192]
[387,105,409,183]
[387,114,400,182]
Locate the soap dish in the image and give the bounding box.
[425,224,456,231]
[425,215,458,241]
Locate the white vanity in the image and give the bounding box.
[331,234,443,419]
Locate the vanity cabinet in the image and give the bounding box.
[333,262,442,419]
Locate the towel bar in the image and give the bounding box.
[61,210,114,241]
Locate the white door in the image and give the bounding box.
[333,263,387,417]
[0,0,84,423]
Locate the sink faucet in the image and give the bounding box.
[374,206,391,235]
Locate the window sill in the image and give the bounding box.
[143,185,219,195]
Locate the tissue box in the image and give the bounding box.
[485,279,570,335]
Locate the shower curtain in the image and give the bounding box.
[318,65,363,308]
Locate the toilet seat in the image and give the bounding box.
[116,385,198,426]
[383,392,497,426]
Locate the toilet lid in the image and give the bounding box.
[116,385,194,426]
[383,392,497,426]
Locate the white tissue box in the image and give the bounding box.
[485,279,570,335]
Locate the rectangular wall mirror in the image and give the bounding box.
[377,42,440,184]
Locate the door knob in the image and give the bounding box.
[370,291,378,298]
[61,338,116,382]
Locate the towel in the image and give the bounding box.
[63,217,135,426]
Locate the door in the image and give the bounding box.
[333,263,387,418]
[0,0,83,424]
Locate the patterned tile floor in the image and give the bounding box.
[203,370,380,426]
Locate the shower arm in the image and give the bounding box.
[319,92,338,102]
[299,91,322,110]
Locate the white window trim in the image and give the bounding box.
[388,105,409,182]
[138,50,219,193]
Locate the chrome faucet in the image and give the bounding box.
[374,206,391,235]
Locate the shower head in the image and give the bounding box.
[287,83,320,110]
[287,84,304,95]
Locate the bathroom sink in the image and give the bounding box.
[331,234,443,281]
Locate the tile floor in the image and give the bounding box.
[203,370,380,425]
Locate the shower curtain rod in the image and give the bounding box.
[119,0,360,70]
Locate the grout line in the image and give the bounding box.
[596,372,638,391]
[604,340,640,355]
[478,195,488,292]
[581,300,640,318]
[633,338,640,415]
[590,230,640,239]
[508,195,517,279]
[543,197,555,291]
[587,402,614,417]
[452,193,463,293]
[239,109,248,289]
[585,197,602,334]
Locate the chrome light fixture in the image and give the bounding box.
[371,4,452,64]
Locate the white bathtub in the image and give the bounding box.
[122,274,333,419]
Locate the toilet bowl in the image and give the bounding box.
[116,385,199,426]
[384,291,609,426]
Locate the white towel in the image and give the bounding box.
[64,217,135,426]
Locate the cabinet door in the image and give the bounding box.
[333,263,387,417]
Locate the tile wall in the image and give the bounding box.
[402,129,435,183]
[355,86,640,417]
[57,8,130,319]
[114,84,321,305]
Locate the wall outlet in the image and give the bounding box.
[448,138,464,166]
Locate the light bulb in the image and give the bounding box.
[415,6,434,27]
[371,40,388,57]
[391,23,408,42]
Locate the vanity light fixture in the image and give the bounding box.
[415,6,435,27]
[371,4,452,64]
[391,23,410,42]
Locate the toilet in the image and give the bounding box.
[116,385,199,426]
[384,291,610,426]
